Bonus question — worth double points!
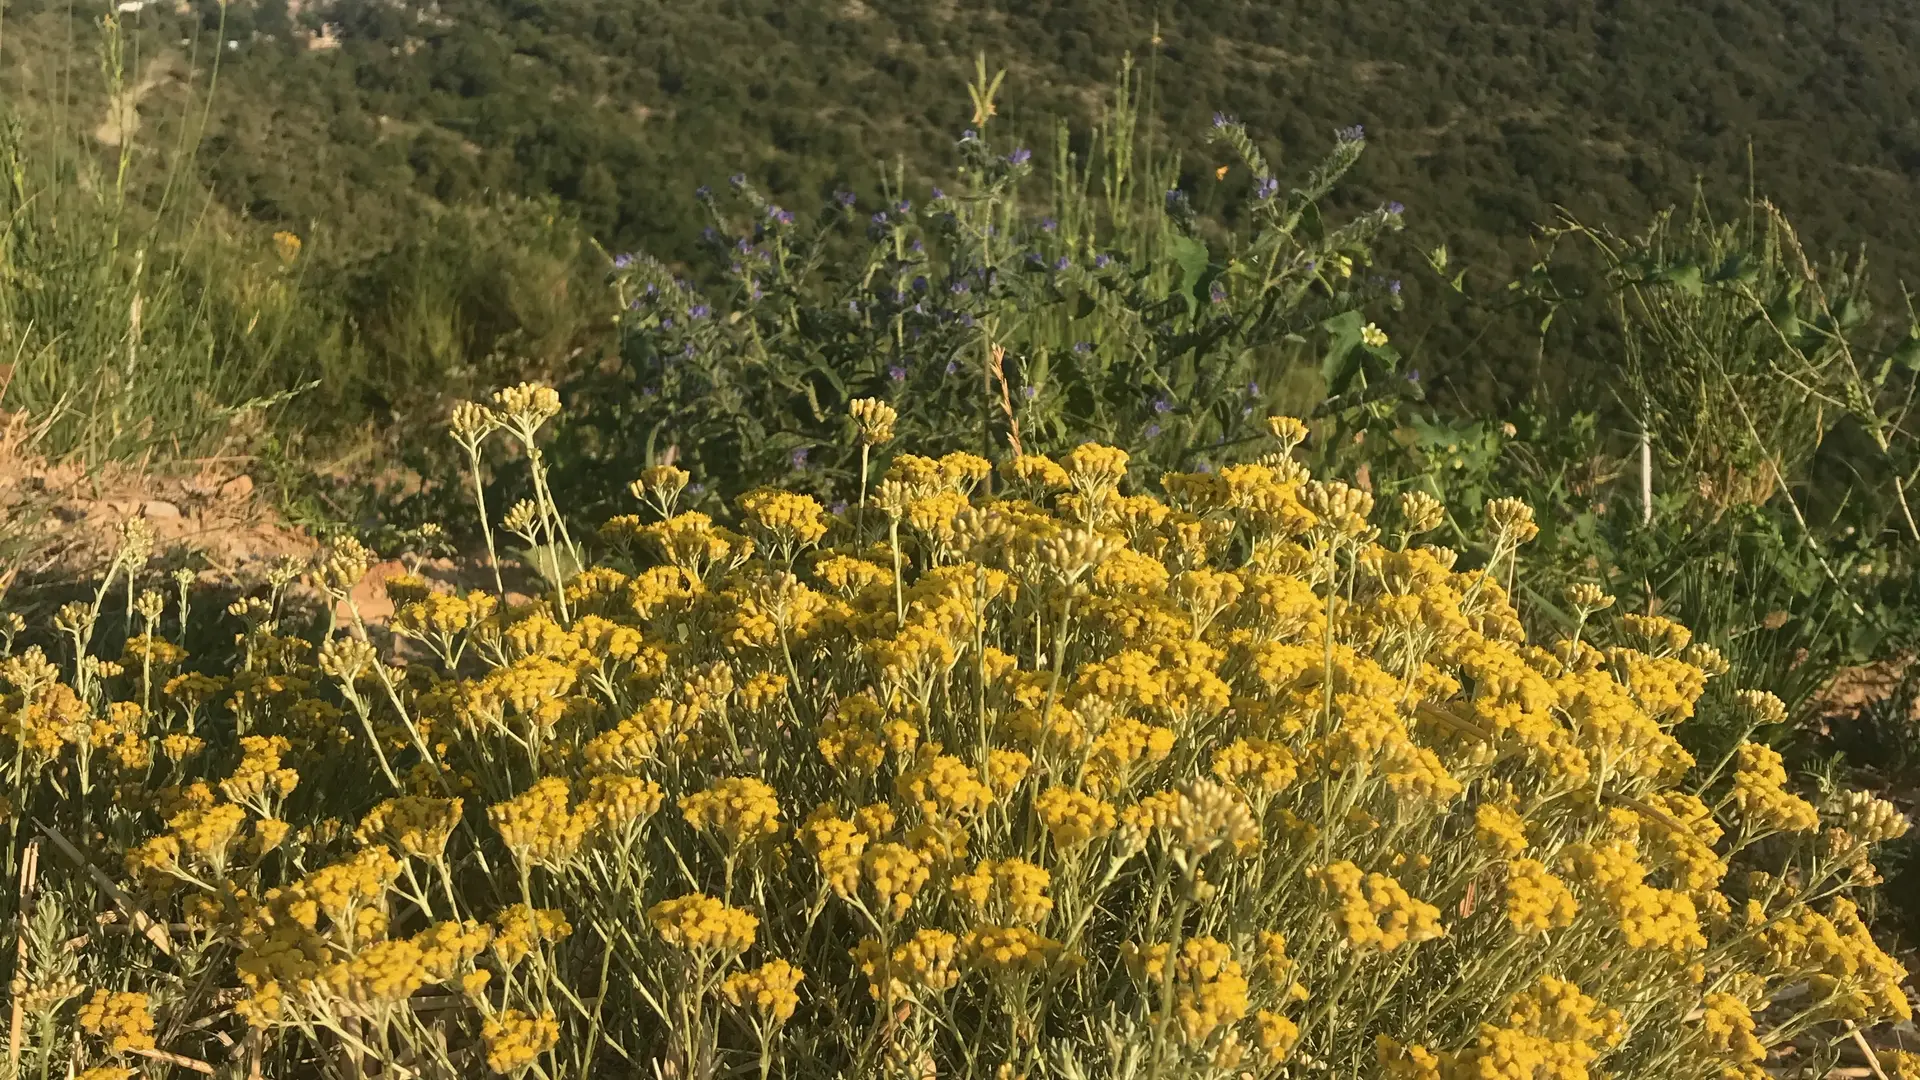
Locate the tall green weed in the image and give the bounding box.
[555,62,1418,516]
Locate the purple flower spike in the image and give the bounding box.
[889,365,908,381]
[1008,148,1032,166]
[1255,177,1279,200]
[789,446,810,469]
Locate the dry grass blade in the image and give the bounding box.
[34,819,174,957]
[8,840,39,1076]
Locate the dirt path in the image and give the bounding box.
[94,49,177,148]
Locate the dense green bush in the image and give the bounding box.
[557,74,1416,516]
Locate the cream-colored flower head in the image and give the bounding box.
[850,397,899,445]
[1398,490,1446,537]
[1565,582,1614,616]
[450,400,500,445]
[493,381,562,428]
[1265,415,1310,453]
[1484,497,1539,545]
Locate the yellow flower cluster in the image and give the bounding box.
[894,746,992,819]
[77,989,156,1052]
[680,776,784,850]
[20,413,1913,1080]
[489,777,591,867]
[1728,742,1820,834]
[1750,897,1910,1024]
[647,893,758,954]
[1312,861,1446,952]
[1561,839,1705,952]
[1034,786,1116,848]
[355,795,463,859]
[491,904,571,968]
[580,773,665,833]
[1503,858,1579,934]
[721,959,805,1023]
[1699,993,1765,1073]
[862,841,931,919]
[958,925,1070,978]
[481,1008,559,1074]
[851,928,960,1002]
[1445,976,1623,1080]
[739,488,830,548]
[950,858,1053,925]
[1123,937,1252,1046]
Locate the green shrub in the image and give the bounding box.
[556,68,1417,517]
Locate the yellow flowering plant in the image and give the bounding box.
[0,387,1910,1080]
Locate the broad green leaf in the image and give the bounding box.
[516,544,583,591]
[1319,310,1366,396]
[1891,335,1920,372]
[1652,262,1702,296]
[1169,234,1209,316]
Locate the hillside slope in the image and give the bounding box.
[5,0,1920,405]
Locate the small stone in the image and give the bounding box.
[141,500,182,520]
[219,475,255,501]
